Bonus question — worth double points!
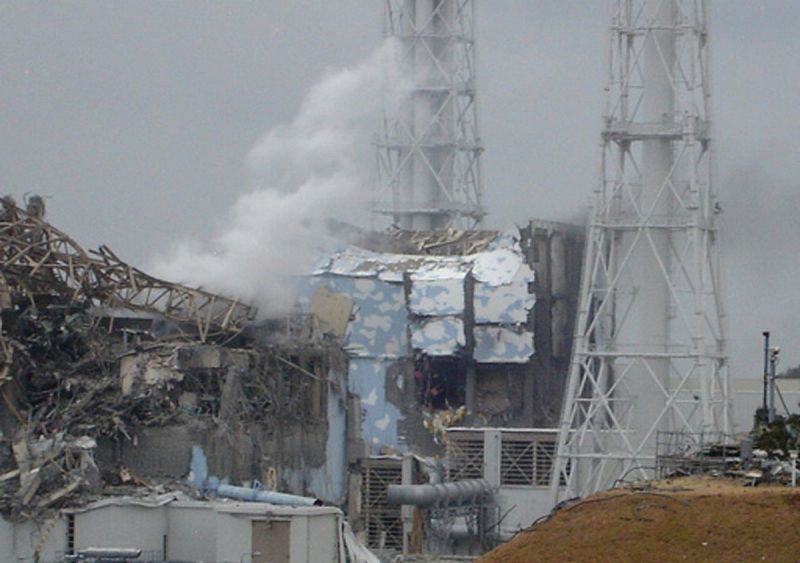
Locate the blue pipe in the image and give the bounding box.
[189,446,321,507]
[215,483,321,506]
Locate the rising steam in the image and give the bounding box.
[153,39,407,316]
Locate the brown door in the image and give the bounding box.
[251,520,290,563]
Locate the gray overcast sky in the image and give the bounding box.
[1,1,799,380]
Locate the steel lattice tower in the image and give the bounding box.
[372,0,485,230]
[552,0,732,499]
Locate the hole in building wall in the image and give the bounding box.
[414,355,466,410]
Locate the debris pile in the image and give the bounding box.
[735,414,800,486]
[0,297,344,518]
[422,406,467,446]
[0,292,202,517]
[654,432,742,480]
[1,301,179,439]
[1,433,99,517]
[752,413,800,458]
[655,423,800,487]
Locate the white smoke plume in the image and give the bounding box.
[153,40,407,316]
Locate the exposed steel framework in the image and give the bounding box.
[373,0,485,229]
[552,0,731,499]
[0,199,256,341]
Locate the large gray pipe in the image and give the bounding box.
[386,479,492,507]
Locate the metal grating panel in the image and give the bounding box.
[501,439,536,485]
[447,434,484,481]
[501,436,562,487]
[535,442,558,486]
[361,458,403,551]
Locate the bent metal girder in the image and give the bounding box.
[551,0,732,500]
[0,199,256,341]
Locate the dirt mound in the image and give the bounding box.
[479,477,800,562]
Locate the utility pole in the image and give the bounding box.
[373,0,485,230]
[763,331,770,415]
[552,0,732,499]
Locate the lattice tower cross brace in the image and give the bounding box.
[551,0,732,500]
[373,0,485,229]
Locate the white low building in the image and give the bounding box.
[1,493,376,563]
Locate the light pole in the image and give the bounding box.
[769,346,780,422]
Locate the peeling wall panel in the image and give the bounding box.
[309,286,353,337]
[345,279,406,359]
[474,266,535,324]
[347,358,404,451]
[303,237,540,453]
[317,247,469,281]
[306,275,407,359]
[408,278,465,316]
[474,282,533,324]
[471,248,528,286]
[410,317,465,356]
[411,263,471,281]
[473,326,534,363]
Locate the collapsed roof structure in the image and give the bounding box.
[0,196,256,341]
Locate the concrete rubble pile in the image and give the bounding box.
[1,302,177,437]
[655,414,800,487]
[0,299,166,518]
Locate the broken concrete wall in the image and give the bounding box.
[0,200,353,535]
[348,358,405,452]
[96,341,346,504]
[0,293,349,517]
[474,365,527,423]
[298,274,408,454]
[0,220,582,527]
[305,376,348,503]
[522,220,584,427]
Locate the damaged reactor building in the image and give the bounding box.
[0,196,354,561]
[305,222,583,554]
[0,195,583,561]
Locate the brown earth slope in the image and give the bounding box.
[479,477,800,563]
